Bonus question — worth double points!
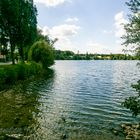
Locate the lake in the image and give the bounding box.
[0,60,140,140]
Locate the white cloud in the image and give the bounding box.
[40,23,80,51]
[34,0,67,7]
[49,24,80,39]
[86,41,111,54]
[65,17,79,23]
[42,26,50,35]
[114,11,127,38]
[42,24,80,39]
[85,39,124,54]
[54,37,78,51]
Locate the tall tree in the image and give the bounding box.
[122,0,140,59]
[16,0,37,62]
[36,29,58,46]
[0,0,19,64]
[122,0,140,116]
[0,0,37,64]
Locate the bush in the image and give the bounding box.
[122,80,140,116]
[5,66,18,84]
[15,62,42,80]
[0,62,42,90]
[28,40,54,69]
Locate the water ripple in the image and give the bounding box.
[1,60,140,140]
[33,61,140,139]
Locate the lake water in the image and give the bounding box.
[0,60,140,140]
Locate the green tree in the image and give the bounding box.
[122,0,140,58]
[16,0,37,62]
[36,29,58,46]
[0,0,37,64]
[85,52,91,60]
[28,40,55,68]
[122,0,140,116]
[0,0,18,64]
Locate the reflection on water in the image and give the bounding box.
[0,81,42,139]
[0,61,140,140]
[0,69,55,140]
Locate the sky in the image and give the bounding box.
[34,0,129,54]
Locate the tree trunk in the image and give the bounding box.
[21,46,24,63]
[19,45,24,63]
[11,44,15,65]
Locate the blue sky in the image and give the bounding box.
[34,0,129,54]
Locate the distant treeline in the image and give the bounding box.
[54,50,139,60]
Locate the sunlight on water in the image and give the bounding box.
[0,61,140,140]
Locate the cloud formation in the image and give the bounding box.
[42,24,80,39]
[86,41,111,54]
[34,0,67,7]
[114,11,127,38]
[40,23,80,51]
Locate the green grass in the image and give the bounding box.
[0,62,43,90]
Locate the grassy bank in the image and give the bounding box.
[0,62,43,91]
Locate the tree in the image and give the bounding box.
[123,81,140,116]
[122,0,140,58]
[86,52,90,60]
[0,0,18,64]
[28,40,55,68]
[36,29,58,46]
[0,0,37,64]
[122,0,140,116]
[0,33,9,62]
[16,0,37,62]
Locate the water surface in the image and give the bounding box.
[0,60,140,140]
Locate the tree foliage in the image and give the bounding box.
[36,29,58,46]
[54,50,137,60]
[0,0,37,64]
[123,80,140,116]
[122,0,140,58]
[122,0,140,116]
[28,40,55,68]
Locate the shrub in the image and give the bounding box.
[122,80,140,116]
[5,66,18,84]
[15,64,27,80]
[28,40,54,69]
[0,62,42,90]
[15,62,42,80]
[29,61,42,74]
